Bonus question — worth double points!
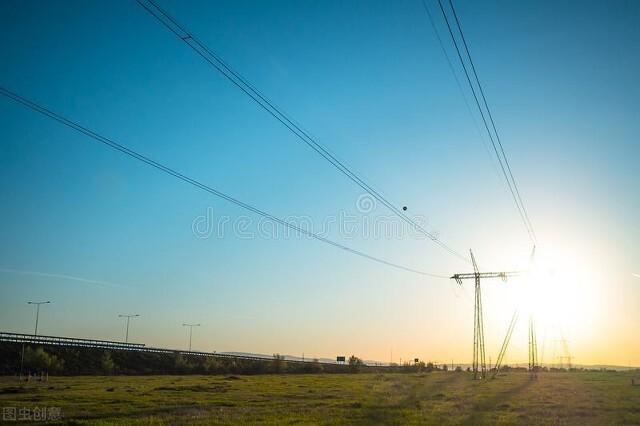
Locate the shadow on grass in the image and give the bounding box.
[462,376,536,425]
[356,373,466,425]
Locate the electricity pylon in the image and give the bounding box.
[528,315,539,376]
[526,246,538,376]
[451,250,520,379]
[559,336,573,369]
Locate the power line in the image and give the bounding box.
[446,0,536,242]
[421,0,480,140]
[434,0,536,244]
[136,0,469,264]
[436,0,531,241]
[0,86,448,279]
[419,0,504,184]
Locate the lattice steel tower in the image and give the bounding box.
[451,250,520,379]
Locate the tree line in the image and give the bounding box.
[0,343,392,376]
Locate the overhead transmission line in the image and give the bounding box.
[420,0,503,182]
[136,0,469,264]
[434,0,537,245]
[0,86,448,279]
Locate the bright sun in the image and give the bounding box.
[484,245,599,360]
[520,248,586,323]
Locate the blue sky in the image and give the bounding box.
[1,0,638,365]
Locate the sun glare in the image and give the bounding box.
[526,250,583,320]
[486,245,599,356]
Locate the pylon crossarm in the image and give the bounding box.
[449,271,521,280]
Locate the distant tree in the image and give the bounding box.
[101,352,116,375]
[309,358,323,374]
[174,354,193,373]
[24,347,63,373]
[426,362,435,372]
[202,357,220,374]
[302,358,322,373]
[442,364,449,372]
[348,355,364,373]
[272,354,286,373]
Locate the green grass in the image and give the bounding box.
[1,372,639,424]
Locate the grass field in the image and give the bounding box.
[1,372,639,424]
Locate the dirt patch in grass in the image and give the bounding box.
[224,375,241,380]
[0,386,28,394]
[154,384,229,393]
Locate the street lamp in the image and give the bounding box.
[118,314,140,343]
[21,300,51,379]
[182,323,200,352]
[27,301,50,336]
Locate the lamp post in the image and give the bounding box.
[182,323,200,352]
[118,314,140,343]
[27,301,50,336]
[21,300,50,379]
